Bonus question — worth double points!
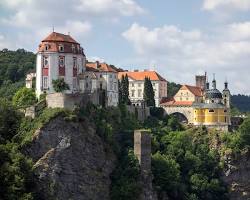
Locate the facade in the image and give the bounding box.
[161,73,231,131]
[118,70,167,107]
[85,62,119,107]
[36,32,86,98]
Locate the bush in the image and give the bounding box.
[12,87,36,108]
[52,78,69,92]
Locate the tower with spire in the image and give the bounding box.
[223,79,231,109]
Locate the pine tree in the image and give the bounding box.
[119,75,131,105]
[143,77,155,107]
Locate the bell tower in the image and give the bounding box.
[223,80,231,109]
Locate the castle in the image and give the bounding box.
[161,73,231,131]
[26,31,231,131]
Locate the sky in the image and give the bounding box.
[0,0,250,95]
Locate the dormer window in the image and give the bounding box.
[45,44,49,51]
[59,44,64,52]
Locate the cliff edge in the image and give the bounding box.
[25,116,115,200]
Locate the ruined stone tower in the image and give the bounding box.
[134,130,151,173]
[134,130,157,200]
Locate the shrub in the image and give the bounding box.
[52,78,69,92]
[12,87,36,108]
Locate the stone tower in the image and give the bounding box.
[134,130,151,173]
[134,130,157,200]
[196,72,207,91]
[223,81,231,109]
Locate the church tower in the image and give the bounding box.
[223,80,231,109]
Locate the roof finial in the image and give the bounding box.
[52,25,55,32]
[213,73,215,80]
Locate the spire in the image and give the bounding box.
[52,25,55,32]
[212,73,216,89]
[224,77,228,90]
[206,74,209,90]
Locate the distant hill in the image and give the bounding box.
[0,48,35,99]
[231,94,250,112]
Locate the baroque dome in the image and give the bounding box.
[205,89,222,99]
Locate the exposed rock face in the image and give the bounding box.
[26,117,115,200]
[223,151,250,200]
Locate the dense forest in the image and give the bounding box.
[231,94,250,112]
[0,49,35,99]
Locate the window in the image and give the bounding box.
[73,78,77,89]
[109,74,112,78]
[43,76,48,89]
[72,45,75,53]
[138,83,141,87]
[224,110,227,113]
[43,56,49,68]
[209,109,215,113]
[131,90,135,97]
[59,44,64,52]
[131,83,134,87]
[225,117,227,123]
[73,57,77,68]
[100,74,102,78]
[138,89,142,97]
[86,82,89,88]
[45,45,49,51]
[100,83,103,90]
[59,56,65,67]
[153,83,155,86]
[110,83,113,90]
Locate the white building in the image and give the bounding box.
[84,62,119,107]
[118,70,167,107]
[36,32,86,98]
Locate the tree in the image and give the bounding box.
[0,98,21,143]
[0,143,34,200]
[12,87,36,108]
[152,152,180,198]
[143,77,155,107]
[239,118,250,147]
[52,78,70,93]
[119,75,130,105]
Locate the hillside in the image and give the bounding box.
[0,49,35,99]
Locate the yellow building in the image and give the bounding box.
[161,74,231,131]
[193,78,231,131]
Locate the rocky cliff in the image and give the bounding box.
[25,116,116,200]
[223,150,250,200]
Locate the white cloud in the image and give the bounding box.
[77,0,145,16]
[122,23,250,94]
[203,0,250,11]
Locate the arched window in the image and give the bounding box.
[209,109,214,113]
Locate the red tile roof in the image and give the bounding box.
[86,62,117,73]
[118,71,167,81]
[181,85,203,97]
[42,32,79,44]
[161,99,193,106]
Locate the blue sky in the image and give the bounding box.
[1,0,250,94]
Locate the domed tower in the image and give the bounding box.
[205,75,223,104]
[36,32,86,98]
[222,80,231,109]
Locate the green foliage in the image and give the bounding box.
[231,94,250,112]
[0,143,34,200]
[12,87,36,108]
[238,117,250,148]
[152,152,180,197]
[52,78,70,92]
[0,49,35,85]
[167,82,181,97]
[143,77,155,107]
[0,98,21,143]
[110,150,141,200]
[14,108,71,147]
[119,74,131,105]
[151,127,228,200]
